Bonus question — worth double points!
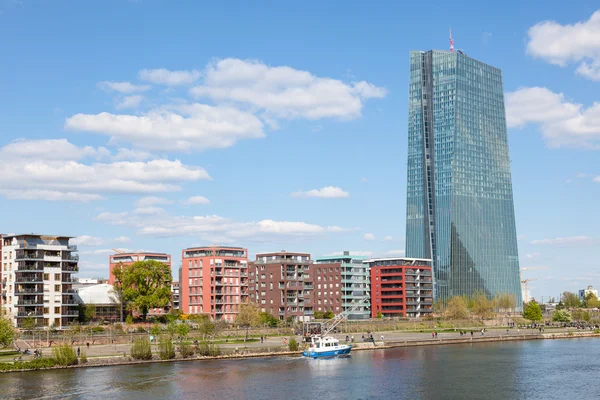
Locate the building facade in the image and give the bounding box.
[315,252,370,319]
[180,246,248,321]
[108,252,171,285]
[74,283,120,322]
[579,285,598,302]
[1,234,79,328]
[250,251,313,322]
[367,258,433,318]
[405,49,522,305]
[171,281,180,310]
[109,251,172,316]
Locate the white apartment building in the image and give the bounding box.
[1,234,79,328]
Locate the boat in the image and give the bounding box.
[302,335,352,359]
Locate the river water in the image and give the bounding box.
[1,339,598,400]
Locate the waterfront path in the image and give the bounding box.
[18,327,583,359]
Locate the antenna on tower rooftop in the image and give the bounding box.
[450,28,454,52]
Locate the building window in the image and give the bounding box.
[54,307,60,314]
[43,273,49,280]
[54,285,60,291]
[54,274,60,281]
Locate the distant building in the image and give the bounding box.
[250,251,315,322]
[366,258,433,318]
[315,251,370,319]
[579,285,598,302]
[171,281,180,310]
[73,283,119,322]
[180,246,249,321]
[108,252,171,285]
[109,251,172,316]
[405,49,522,305]
[1,234,79,328]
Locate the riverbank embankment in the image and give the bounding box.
[3,330,599,373]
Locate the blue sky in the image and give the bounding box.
[0,0,599,301]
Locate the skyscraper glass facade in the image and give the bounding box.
[406,50,522,307]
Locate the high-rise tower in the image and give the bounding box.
[405,49,522,307]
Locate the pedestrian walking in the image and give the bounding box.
[77,347,80,357]
[431,332,435,338]
[380,334,384,342]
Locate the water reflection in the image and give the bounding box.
[0,340,599,400]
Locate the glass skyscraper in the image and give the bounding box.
[405,50,522,306]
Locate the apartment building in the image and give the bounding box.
[309,261,343,317]
[1,234,79,328]
[315,251,370,319]
[367,258,433,318]
[108,252,171,285]
[180,246,248,321]
[109,251,172,316]
[171,281,180,310]
[250,251,313,322]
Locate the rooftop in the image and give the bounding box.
[365,257,432,264]
[2,233,75,239]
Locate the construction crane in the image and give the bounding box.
[303,297,370,339]
[112,248,126,254]
[519,266,547,282]
[521,278,537,303]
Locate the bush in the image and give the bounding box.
[179,342,194,358]
[52,345,78,366]
[196,342,221,356]
[91,326,105,333]
[0,358,57,371]
[288,337,299,351]
[80,351,88,364]
[158,337,175,360]
[114,323,124,333]
[131,337,153,360]
[135,327,147,334]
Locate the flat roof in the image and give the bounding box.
[110,252,171,256]
[2,233,75,239]
[364,257,432,263]
[183,246,246,250]
[256,251,310,256]
[316,255,369,261]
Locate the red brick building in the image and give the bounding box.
[367,258,433,318]
[249,251,342,322]
[180,246,248,321]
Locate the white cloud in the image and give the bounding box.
[139,68,201,86]
[0,138,97,161]
[291,186,349,199]
[71,235,104,246]
[182,195,210,205]
[190,58,386,120]
[505,87,600,149]
[525,252,541,260]
[135,196,173,208]
[0,189,103,202]
[383,235,393,241]
[65,104,265,152]
[97,81,151,93]
[0,139,210,202]
[364,233,375,241]
[530,236,596,247]
[116,95,144,109]
[526,11,600,80]
[360,177,368,183]
[329,251,373,257]
[94,208,348,243]
[113,236,131,243]
[386,250,406,256]
[109,148,153,161]
[593,176,600,183]
[133,206,166,215]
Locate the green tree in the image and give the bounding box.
[84,304,96,322]
[561,292,581,309]
[113,260,172,320]
[176,323,190,338]
[125,314,134,326]
[235,301,261,341]
[313,311,325,319]
[444,296,469,320]
[494,293,517,313]
[470,290,493,319]
[150,323,161,337]
[523,301,543,322]
[552,309,572,323]
[324,310,335,319]
[572,309,591,322]
[583,292,600,309]
[258,312,279,327]
[109,270,127,323]
[0,312,15,348]
[376,311,383,318]
[21,315,36,332]
[556,301,565,310]
[193,315,215,340]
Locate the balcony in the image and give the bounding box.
[62,310,79,317]
[62,265,79,272]
[15,287,43,295]
[68,245,78,251]
[16,262,44,272]
[16,274,43,283]
[17,298,44,306]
